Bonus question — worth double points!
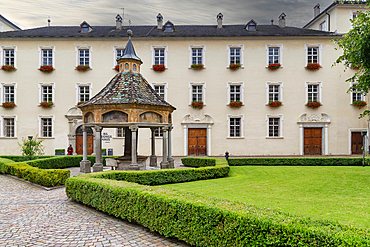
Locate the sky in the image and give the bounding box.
[1,0,336,30]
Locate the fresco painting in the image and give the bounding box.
[102,111,128,123]
[139,112,162,123]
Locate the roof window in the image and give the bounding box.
[163,21,175,32]
[245,19,257,31]
[80,21,93,33]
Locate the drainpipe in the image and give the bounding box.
[325,12,330,31]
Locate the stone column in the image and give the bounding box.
[93,126,103,172]
[79,125,91,173]
[160,126,169,169]
[129,125,139,170]
[150,127,157,167]
[167,125,174,168]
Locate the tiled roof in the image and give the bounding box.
[81,71,175,109]
[0,24,338,38]
[118,36,142,63]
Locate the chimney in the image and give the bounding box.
[314,4,320,17]
[116,14,122,29]
[217,13,223,28]
[279,13,286,28]
[271,19,274,25]
[157,13,163,29]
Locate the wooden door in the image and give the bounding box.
[351,132,363,154]
[75,126,94,155]
[304,128,322,155]
[188,128,207,156]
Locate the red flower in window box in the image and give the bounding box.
[114,65,120,72]
[39,65,54,73]
[229,101,243,108]
[77,101,86,106]
[229,63,241,70]
[268,101,282,107]
[75,65,90,71]
[1,65,16,71]
[306,101,321,109]
[268,63,281,70]
[191,101,203,109]
[351,64,361,70]
[306,62,321,71]
[191,64,204,70]
[153,64,166,71]
[2,102,16,108]
[39,101,53,108]
[353,100,367,108]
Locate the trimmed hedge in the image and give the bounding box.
[181,157,216,167]
[229,157,366,166]
[66,169,370,246]
[0,158,70,187]
[0,155,54,162]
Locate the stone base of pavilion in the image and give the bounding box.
[116,155,147,170]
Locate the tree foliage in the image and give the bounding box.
[18,136,44,159]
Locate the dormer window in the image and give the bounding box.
[80,21,92,33]
[245,19,257,31]
[163,21,175,32]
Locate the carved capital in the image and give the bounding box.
[93,126,103,132]
[129,125,138,132]
[162,126,169,132]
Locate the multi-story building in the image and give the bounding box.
[0,2,368,157]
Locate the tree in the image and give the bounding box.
[333,3,370,118]
[18,135,44,159]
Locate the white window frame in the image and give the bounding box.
[0,115,17,138]
[154,127,163,138]
[266,115,283,138]
[189,82,206,105]
[266,82,283,104]
[38,115,55,138]
[113,46,125,67]
[227,45,244,68]
[75,83,92,104]
[38,46,55,67]
[151,46,168,68]
[351,9,365,28]
[1,83,17,104]
[319,19,327,31]
[0,46,17,68]
[189,45,206,68]
[38,83,55,104]
[151,82,168,101]
[227,115,244,138]
[305,44,322,66]
[305,82,322,104]
[75,46,92,68]
[350,82,365,104]
[265,44,283,67]
[227,82,244,104]
[115,127,125,138]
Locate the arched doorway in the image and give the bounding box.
[76,126,94,155]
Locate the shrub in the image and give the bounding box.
[228,157,365,166]
[66,170,370,246]
[191,64,204,70]
[191,101,203,109]
[18,136,45,159]
[152,64,166,71]
[268,63,281,70]
[181,157,216,168]
[306,101,322,108]
[55,149,65,155]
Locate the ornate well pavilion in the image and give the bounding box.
[78,30,176,172]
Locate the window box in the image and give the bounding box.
[353,100,367,108]
[1,65,16,71]
[153,64,166,71]
[229,101,243,108]
[306,101,321,109]
[191,64,204,70]
[39,101,53,108]
[77,101,86,106]
[39,65,54,73]
[191,101,203,109]
[229,63,241,70]
[2,102,16,108]
[268,63,281,70]
[114,65,120,72]
[351,64,361,70]
[75,65,90,71]
[306,62,321,71]
[268,101,282,107]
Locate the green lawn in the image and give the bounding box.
[160,165,370,229]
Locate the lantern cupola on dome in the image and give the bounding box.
[117,30,143,73]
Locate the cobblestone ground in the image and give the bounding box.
[0,175,189,247]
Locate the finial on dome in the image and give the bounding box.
[127,29,132,37]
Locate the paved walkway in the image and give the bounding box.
[0,175,189,247]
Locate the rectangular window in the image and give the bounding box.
[154,127,163,137]
[42,49,53,66]
[4,86,14,102]
[268,48,279,64]
[192,48,203,65]
[41,118,52,138]
[4,118,14,137]
[79,86,90,102]
[307,85,319,102]
[268,117,280,137]
[79,49,89,66]
[117,128,125,138]
[229,117,241,137]
[116,49,124,64]
[4,49,14,66]
[42,86,53,102]
[154,48,165,65]
[230,85,241,102]
[351,84,364,103]
[269,85,280,101]
[154,85,165,99]
[307,47,319,64]
[192,85,203,102]
[319,21,326,31]
[230,48,241,64]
